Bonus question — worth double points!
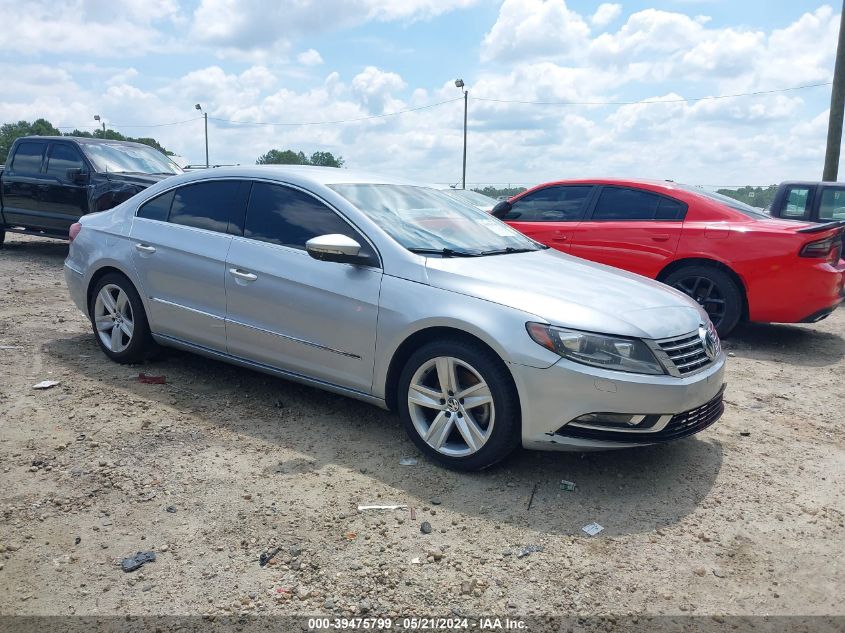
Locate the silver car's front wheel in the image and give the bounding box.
[94,284,134,353]
[398,339,520,470]
[408,356,495,457]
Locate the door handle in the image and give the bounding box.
[229,268,257,282]
[651,235,670,242]
[135,243,156,254]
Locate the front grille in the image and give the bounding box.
[655,329,716,375]
[555,386,725,444]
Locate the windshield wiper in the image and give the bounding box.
[478,246,541,256]
[408,247,480,257]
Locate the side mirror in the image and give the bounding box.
[491,200,512,219]
[306,234,364,264]
[67,168,89,185]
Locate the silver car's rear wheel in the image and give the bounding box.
[93,284,135,353]
[408,355,496,457]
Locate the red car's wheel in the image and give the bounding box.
[664,265,742,337]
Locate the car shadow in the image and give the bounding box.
[726,321,844,367]
[45,333,723,537]
[0,236,68,261]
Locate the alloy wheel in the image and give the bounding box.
[672,275,726,328]
[407,356,495,457]
[93,284,135,353]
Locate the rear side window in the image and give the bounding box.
[9,142,45,175]
[655,197,687,220]
[244,182,377,264]
[783,187,811,219]
[593,187,661,220]
[169,181,241,233]
[507,186,592,222]
[137,190,175,222]
[819,188,845,221]
[45,144,85,179]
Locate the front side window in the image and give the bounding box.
[45,144,85,179]
[81,142,182,175]
[592,187,661,221]
[784,187,811,219]
[169,181,241,233]
[244,183,377,263]
[507,186,592,222]
[329,184,541,255]
[819,188,845,221]
[10,142,45,175]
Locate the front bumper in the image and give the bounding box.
[510,353,726,451]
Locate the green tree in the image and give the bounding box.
[309,151,344,168]
[716,185,778,209]
[0,118,62,163]
[473,186,527,199]
[256,148,345,167]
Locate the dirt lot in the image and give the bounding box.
[0,233,843,620]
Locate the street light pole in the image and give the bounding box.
[455,79,468,190]
[94,114,105,137]
[195,104,209,168]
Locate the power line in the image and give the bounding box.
[209,97,463,127]
[55,116,204,130]
[473,81,832,106]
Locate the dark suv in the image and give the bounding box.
[0,136,182,245]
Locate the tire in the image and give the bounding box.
[0,227,5,249]
[663,265,742,337]
[89,272,157,364]
[397,338,521,471]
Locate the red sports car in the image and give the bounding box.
[494,179,845,336]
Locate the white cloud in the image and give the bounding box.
[297,49,325,66]
[481,0,591,63]
[591,3,622,28]
[351,66,407,110]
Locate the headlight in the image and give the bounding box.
[526,323,666,375]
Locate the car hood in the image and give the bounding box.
[424,249,707,340]
[100,172,174,187]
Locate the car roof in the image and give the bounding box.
[161,165,422,188]
[18,136,157,150]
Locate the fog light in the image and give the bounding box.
[574,413,645,427]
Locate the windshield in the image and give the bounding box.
[678,184,770,219]
[329,184,542,255]
[82,143,183,175]
[441,189,496,207]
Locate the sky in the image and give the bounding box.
[0,0,840,188]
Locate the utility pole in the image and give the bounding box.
[823,0,845,181]
[94,114,105,137]
[195,104,209,168]
[455,79,468,189]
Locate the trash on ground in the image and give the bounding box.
[74,537,81,545]
[0,345,21,350]
[399,457,418,466]
[582,522,604,536]
[259,546,282,567]
[410,557,421,565]
[121,551,156,573]
[560,479,577,492]
[420,521,432,534]
[344,532,357,540]
[357,504,407,511]
[739,431,751,437]
[516,544,544,558]
[526,481,538,510]
[32,380,60,390]
[409,507,416,520]
[138,373,166,384]
[165,506,177,513]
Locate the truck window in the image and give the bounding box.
[46,144,85,180]
[819,188,845,221]
[9,142,45,175]
[783,187,811,219]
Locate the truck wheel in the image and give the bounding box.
[0,227,5,248]
[664,265,742,337]
[398,338,521,471]
[89,272,157,364]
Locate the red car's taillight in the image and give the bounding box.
[69,222,82,243]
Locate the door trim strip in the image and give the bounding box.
[150,297,225,321]
[225,317,361,359]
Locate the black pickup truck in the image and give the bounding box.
[0,136,182,246]
[768,181,845,223]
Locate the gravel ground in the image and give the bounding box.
[0,233,843,619]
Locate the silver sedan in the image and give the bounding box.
[64,166,726,470]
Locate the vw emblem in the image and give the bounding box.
[446,397,461,413]
[699,325,717,361]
